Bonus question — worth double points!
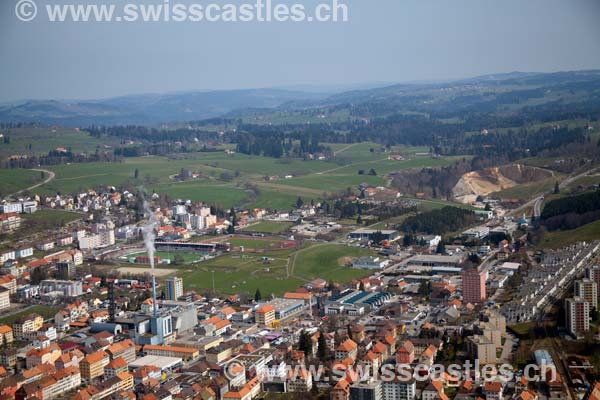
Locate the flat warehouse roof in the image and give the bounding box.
[350,228,397,234]
[407,254,463,263]
[129,355,182,370]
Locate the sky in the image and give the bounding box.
[1,0,600,102]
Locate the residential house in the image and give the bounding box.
[396,340,415,365]
[0,274,17,294]
[335,339,358,361]
[483,382,503,400]
[13,313,44,339]
[105,357,129,379]
[422,380,444,400]
[0,324,14,345]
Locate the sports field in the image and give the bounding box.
[126,251,205,264]
[198,235,297,252]
[155,243,373,296]
[240,220,294,234]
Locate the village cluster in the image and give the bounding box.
[0,182,599,400]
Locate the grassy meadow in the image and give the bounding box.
[0,134,468,210]
[537,219,600,249]
[0,168,43,196]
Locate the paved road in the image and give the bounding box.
[508,166,600,219]
[533,196,543,218]
[534,167,600,218]
[479,249,499,275]
[498,336,515,363]
[559,166,600,190]
[13,168,55,196]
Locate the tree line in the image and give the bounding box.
[398,206,477,235]
[541,190,600,231]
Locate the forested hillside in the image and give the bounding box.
[541,190,600,231]
[398,206,477,235]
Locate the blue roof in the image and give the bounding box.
[534,349,555,367]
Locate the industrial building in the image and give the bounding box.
[348,228,399,242]
[325,289,393,315]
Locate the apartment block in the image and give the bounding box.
[462,268,486,304]
[0,287,10,311]
[575,279,598,309]
[382,377,416,400]
[13,313,44,339]
[80,350,110,380]
[335,338,358,361]
[566,297,591,338]
[165,276,184,301]
[106,339,136,363]
[255,305,275,327]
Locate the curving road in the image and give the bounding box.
[508,166,600,219]
[13,168,55,196]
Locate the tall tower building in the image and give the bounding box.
[56,261,75,280]
[574,279,598,310]
[350,381,383,400]
[585,266,600,297]
[165,276,183,301]
[565,297,590,338]
[462,268,486,304]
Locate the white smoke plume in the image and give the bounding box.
[142,200,158,316]
[142,200,157,270]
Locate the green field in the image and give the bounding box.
[128,251,204,264]
[274,173,385,192]
[240,221,294,234]
[247,189,306,211]
[227,237,291,250]
[0,127,122,159]
[0,305,59,325]
[0,140,475,210]
[538,219,600,249]
[0,169,43,197]
[330,155,467,177]
[159,243,372,296]
[22,209,81,225]
[152,181,250,209]
[492,176,560,200]
[563,174,600,191]
[10,209,82,237]
[291,243,373,283]
[181,251,302,296]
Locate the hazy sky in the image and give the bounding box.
[1,0,600,102]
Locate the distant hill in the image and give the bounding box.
[2,70,600,126]
[0,89,327,126]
